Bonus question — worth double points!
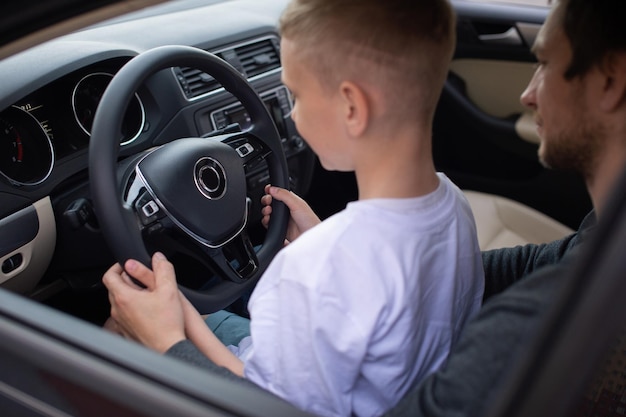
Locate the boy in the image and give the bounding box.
[103,0,484,416]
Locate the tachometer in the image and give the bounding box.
[0,106,54,186]
[71,72,146,145]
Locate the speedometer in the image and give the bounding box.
[0,106,54,186]
[71,72,146,145]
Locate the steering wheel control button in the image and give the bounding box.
[142,200,159,217]
[195,157,227,200]
[134,191,162,226]
[236,143,254,157]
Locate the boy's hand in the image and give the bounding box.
[102,252,186,353]
[261,184,321,244]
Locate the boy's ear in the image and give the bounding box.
[599,51,626,112]
[339,81,369,137]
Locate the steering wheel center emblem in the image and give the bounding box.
[195,157,227,199]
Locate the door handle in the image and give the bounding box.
[478,27,522,45]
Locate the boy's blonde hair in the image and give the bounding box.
[279,0,455,126]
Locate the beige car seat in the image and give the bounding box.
[464,190,574,250]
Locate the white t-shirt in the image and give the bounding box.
[241,174,484,417]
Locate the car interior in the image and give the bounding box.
[1,0,616,416]
[0,0,588,320]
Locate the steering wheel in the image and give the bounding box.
[88,45,289,314]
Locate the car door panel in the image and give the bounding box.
[450,58,541,145]
[0,286,312,417]
[450,59,534,119]
[0,198,56,294]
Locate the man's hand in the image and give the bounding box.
[102,252,186,353]
[261,184,321,244]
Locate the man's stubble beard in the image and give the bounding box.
[538,103,605,184]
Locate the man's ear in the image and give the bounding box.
[339,81,369,137]
[599,52,626,112]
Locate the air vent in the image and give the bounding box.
[236,38,281,78]
[175,37,281,100]
[174,66,221,99]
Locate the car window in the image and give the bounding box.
[462,0,549,6]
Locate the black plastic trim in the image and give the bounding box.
[0,205,38,257]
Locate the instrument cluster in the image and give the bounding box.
[0,56,144,187]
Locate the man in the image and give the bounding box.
[383,0,626,415]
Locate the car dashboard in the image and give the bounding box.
[0,0,314,305]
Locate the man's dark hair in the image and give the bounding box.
[559,0,626,79]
